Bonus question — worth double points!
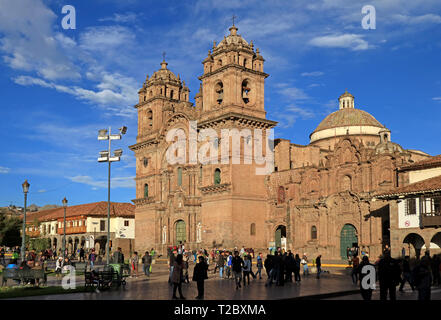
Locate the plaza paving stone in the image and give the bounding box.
[6,263,440,300]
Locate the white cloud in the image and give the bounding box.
[79,26,136,52]
[309,34,369,51]
[98,12,140,23]
[0,166,10,174]
[68,175,135,189]
[275,84,309,101]
[0,0,79,80]
[433,97,441,101]
[391,14,441,25]
[301,71,324,77]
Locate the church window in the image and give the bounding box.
[214,168,221,185]
[170,90,174,99]
[147,109,153,128]
[143,157,149,167]
[278,186,285,204]
[144,184,149,198]
[177,167,183,186]
[250,223,256,236]
[150,91,153,97]
[160,88,163,95]
[218,59,222,66]
[243,58,247,68]
[215,81,223,104]
[311,226,317,240]
[242,80,250,104]
[143,96,146,101]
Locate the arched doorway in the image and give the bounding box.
[403,233,425,259]
[429,232,441,254]
[175,220,186,245]
[275,225,287,250]
[340,224,358,259]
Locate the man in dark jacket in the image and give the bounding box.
[217,252,225,278]
[231,251,244,290]
[358,255,374,300]
[399,256,414,291]
[316,255,322,279]
[412,256,433,300]
[378,251,401,300]
[193,256,208,299]
[142,251,152,277]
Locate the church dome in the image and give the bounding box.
[148,60,180,84]
[313,108,384,133]
[215,25,252,51]
[310,91,387,146]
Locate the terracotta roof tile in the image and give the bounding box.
[24,202,134,222]
[375,175,441,198]
[398,154,441,171]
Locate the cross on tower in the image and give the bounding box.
[162,51,166,61]
[232,15,237,26]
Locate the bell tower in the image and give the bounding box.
[197,24,268,119]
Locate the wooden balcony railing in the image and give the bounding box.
[57,225,87,235]
[421,212,441,228]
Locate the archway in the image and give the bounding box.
[403,233,425,259]
[175,220,186,245]
[340,224,358,260]
[429,232,441,254]
[275,225,287,250]
[80,236,86,248]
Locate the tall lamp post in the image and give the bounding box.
[98,126,127,264]
[21,180,30,263]
[62,197,68,259]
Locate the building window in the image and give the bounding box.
[144,183,149,198]
[124,220,129,227]
[214,168,221,185]
[342,175,352,191]
[250,223,256,236]
[405,198,416,215]
[177,167,183,186]
[215,81,223,104]
[278,186,285,204]
[311,226,317,240]
[100,220,106,232]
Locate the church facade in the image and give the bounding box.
[129,25,431,260]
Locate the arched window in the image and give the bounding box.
[311,226,317,240]
[215,81,223,104]
[147,109,153,128]
[170,90,174,99]
[144,184,149,198]
[177,167,182,186]
[218,59,222,66]
[250,223,256,236]
[242,80,250,104]
[149,90,153,97]
[278,186,285,204]
[243,58,247,68]
[214,168,221,185]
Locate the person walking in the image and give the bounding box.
[193,255,208,299]
[264,253,274,286]
[131,252,139,278]
[294,254,301,282]
[399,255,414,292]
[183,253,190,283]
[88,249,96,269]
[316,254,322,279]
[256,253,263,280]
[217,251,225,279]
[171,254,186,299]
[243,255,251,286]
[231,251,244,290]
[168,250,176,285]
[301,254,309,276]
[412,256,432,300]
[358,255,374,300]
[378,251,401,300]
[351,255,360,284]
[226,252,232,279]
[142,251,152,277]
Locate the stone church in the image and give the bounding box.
[129,24,431,260]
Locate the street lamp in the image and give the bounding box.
[21,180,30,263]
[97,126,127,264]
[62,197,68,259]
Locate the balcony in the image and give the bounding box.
[421,212,441,228]
[57,225,87,235]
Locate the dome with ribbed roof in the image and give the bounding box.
[310,91,388,147]
[313,108,384,133]
[147,60,180,85]
[214,25,253,52]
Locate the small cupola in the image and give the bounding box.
[339,90,355,109]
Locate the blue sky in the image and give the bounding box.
[0,0,440,207]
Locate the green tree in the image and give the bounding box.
[0,208,21,247]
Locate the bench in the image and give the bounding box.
[1,268,47,286]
